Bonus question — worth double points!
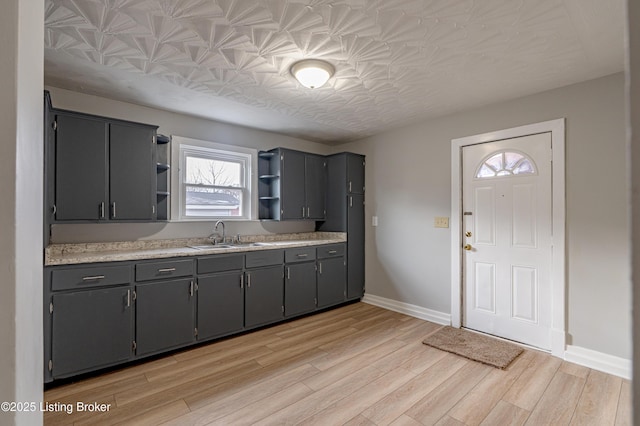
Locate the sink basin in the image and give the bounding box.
[188,244,233,250]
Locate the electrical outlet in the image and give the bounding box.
[434,216,449,228]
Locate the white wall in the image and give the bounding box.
[337,73,631,360]
[46,86,333,243]
[0,1,44,425]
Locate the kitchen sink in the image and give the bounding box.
[187,244,233,250]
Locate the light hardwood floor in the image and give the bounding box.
[43,303,631,425]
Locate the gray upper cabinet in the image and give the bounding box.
[347,154,365,194]
[304,154,326,220]
[47,100,158,222]
[258,148,326,220]
[109,123,155,220]
[55,114,107,221]
[280,149,306,220]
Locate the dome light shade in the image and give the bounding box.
[290,59,334,89]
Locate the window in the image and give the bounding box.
[475,150,536,179]
[173,137,254,220]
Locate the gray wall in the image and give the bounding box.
[0,1,44,425]
[628,0,639,417]
[46,86,333,243]
[336,73,631,360]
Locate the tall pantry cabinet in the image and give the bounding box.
[318,153,365,300]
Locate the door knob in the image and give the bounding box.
[464,244,472,251]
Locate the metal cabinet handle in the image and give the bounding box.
[126,289,131,308]
[240,274,244,289]
[158,268,176,273]
[302,206,305,217]
[319,262,323,275]
[296,254,308,258]
[349,181,352,192]
[328,250,337,254]
[100,202,105,219]
[189,281,194,297]
[82,275,105,281]
[307,207,310,217]
[349,196,353,207]
[112,202,117,218]
[287,267,290,280]
[247,273,251,288]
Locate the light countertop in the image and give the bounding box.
[45,232,346,266]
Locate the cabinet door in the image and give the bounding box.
[347,154,365,194]
[305,154,326,219]
[280,150,305,219]
[285,262,317,317]
[51,287,133,378]
[197,272,244,340]
[318,257,346,308]
[347,194,365,299]
[245,266,284,328]
[136,278,195,356]
[110,123,155,220]
[55,114,107,220]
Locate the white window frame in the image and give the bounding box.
[171,135,256,221]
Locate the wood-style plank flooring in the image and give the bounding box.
[43,303,631,425]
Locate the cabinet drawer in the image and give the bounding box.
[135,259,194,282]
[51,264,131,291]
[317,243,346,259]
[245,250,283,268]
[285,247,316,263]
[198,254,244,275]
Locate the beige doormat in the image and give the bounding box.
[423,326,523,369]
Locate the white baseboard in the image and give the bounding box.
[564,345,631,380]
[362,294,630,380]
[362,294,451,325]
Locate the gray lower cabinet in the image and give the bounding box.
[135,278,196,356]
[51,286,133,379]
[245,265,284,328]
[197,271,244,340]
[285,263,317,317]
[317,244,347,308]
[347,193,365,299]
[44,245,354,383]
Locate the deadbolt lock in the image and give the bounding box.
[465,231,472,237]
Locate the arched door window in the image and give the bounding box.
[475,150,536,179]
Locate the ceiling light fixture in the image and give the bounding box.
[290,59,335,89]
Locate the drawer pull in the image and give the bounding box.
[296,254,308,258]
[82,275,105,281]
[158,268,176,273]
[328,250,337,254]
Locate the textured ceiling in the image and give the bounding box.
[44,0,625,144]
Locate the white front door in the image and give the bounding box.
[462,132,552,350]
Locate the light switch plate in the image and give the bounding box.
[434,216,449,228]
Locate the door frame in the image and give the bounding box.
[450,119,566,357]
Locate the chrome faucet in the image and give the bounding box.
[214,220,225,244]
